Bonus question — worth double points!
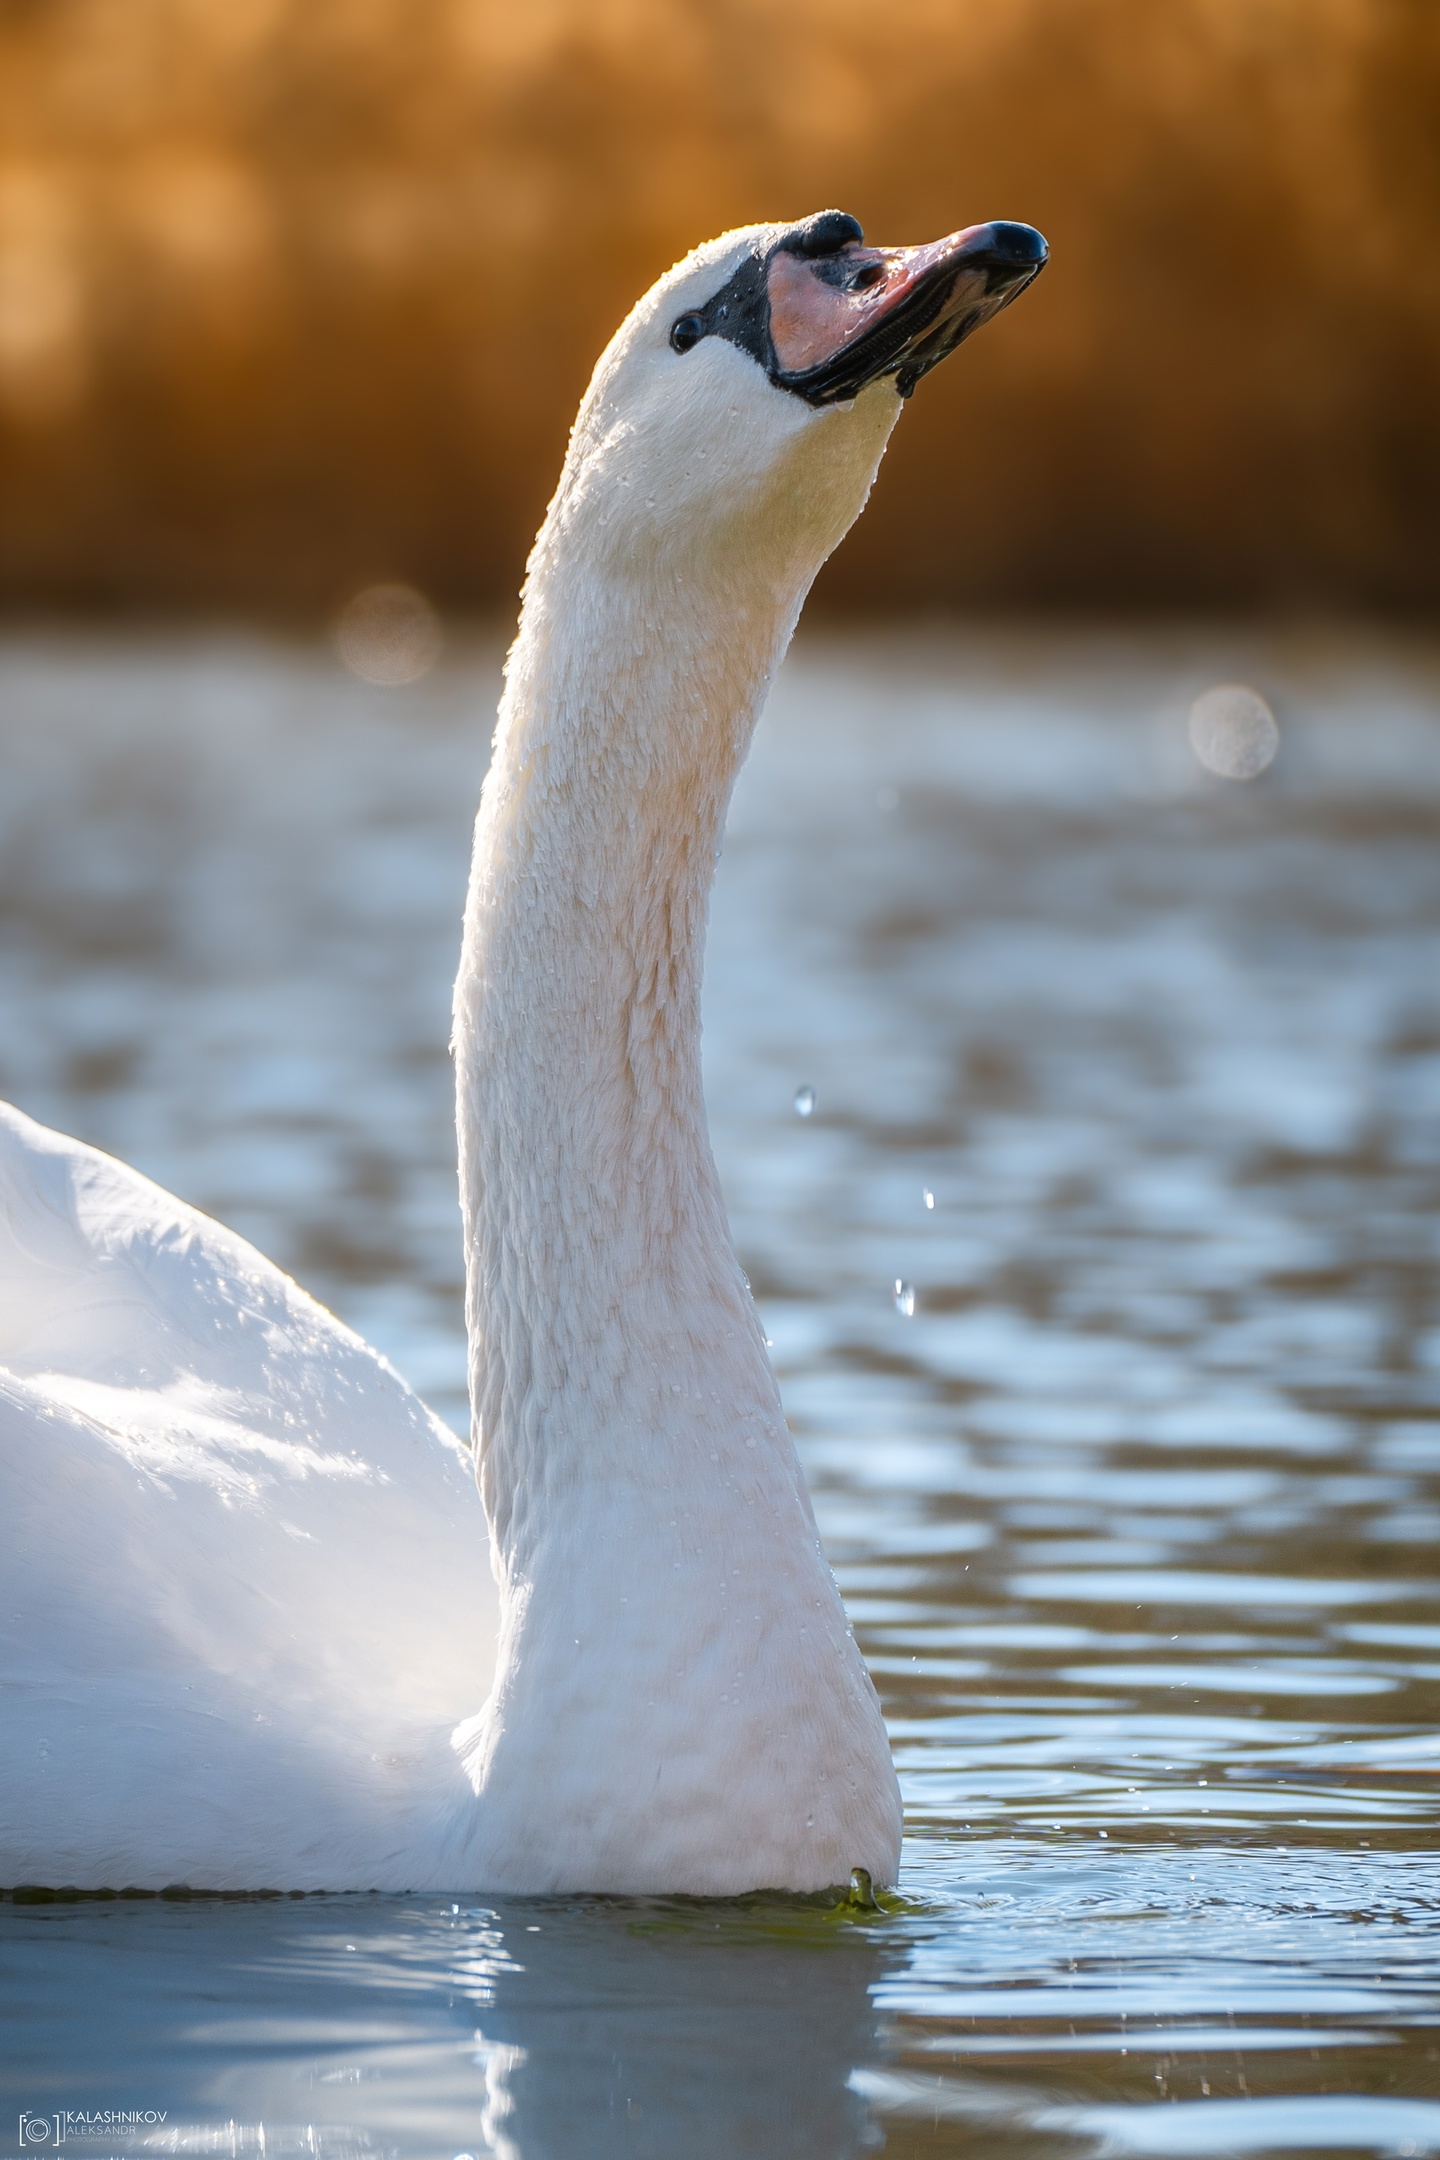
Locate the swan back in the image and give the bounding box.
[0,1103,497,1889]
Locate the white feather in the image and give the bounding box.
[0,222,905,1892]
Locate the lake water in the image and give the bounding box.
[1,625,1438,2157]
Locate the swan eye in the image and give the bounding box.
[670,314,704,355]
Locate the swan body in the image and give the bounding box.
[0,210,1044,1891]
[0,1101,497,1889]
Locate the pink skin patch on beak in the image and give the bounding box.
[767,226,997,378]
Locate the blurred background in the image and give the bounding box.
[1,0,1438,619]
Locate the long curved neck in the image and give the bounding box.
[447,371,907,1894]
[454,544,806,1568]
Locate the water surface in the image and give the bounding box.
[1,626,1438,2155]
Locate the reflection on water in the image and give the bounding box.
[0,1894,893,2158]
[1,626,1438,2155]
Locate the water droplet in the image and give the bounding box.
[922,1187,935,1210]
[893,1280,915,1317]
[1187,683,1279,780]
[793,1085,816,1118]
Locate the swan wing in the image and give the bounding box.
[0,1102,498,1888]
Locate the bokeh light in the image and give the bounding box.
[334,583,443,686]
[1187,684,1280,781]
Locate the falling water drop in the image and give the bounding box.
[893,1280,915,1317]
[922,1188,935,1210]
[793,1085,816,1118]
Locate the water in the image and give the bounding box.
[1,624,1438,2155]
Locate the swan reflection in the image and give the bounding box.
[2,1894,896,2159]
[450,1898,895,2159]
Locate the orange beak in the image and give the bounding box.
[767,220,1047,404]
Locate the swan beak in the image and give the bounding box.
[768,220,1048,406]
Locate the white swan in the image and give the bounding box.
[0,209,1044,1895]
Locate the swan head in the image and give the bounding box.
[540,209,1047,588]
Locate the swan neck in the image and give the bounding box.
[454,550,801,1560]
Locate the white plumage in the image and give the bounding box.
[0,211,1043,1891]
[0,1099,497,1890]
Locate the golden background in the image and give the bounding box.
[1,0,1436,615]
